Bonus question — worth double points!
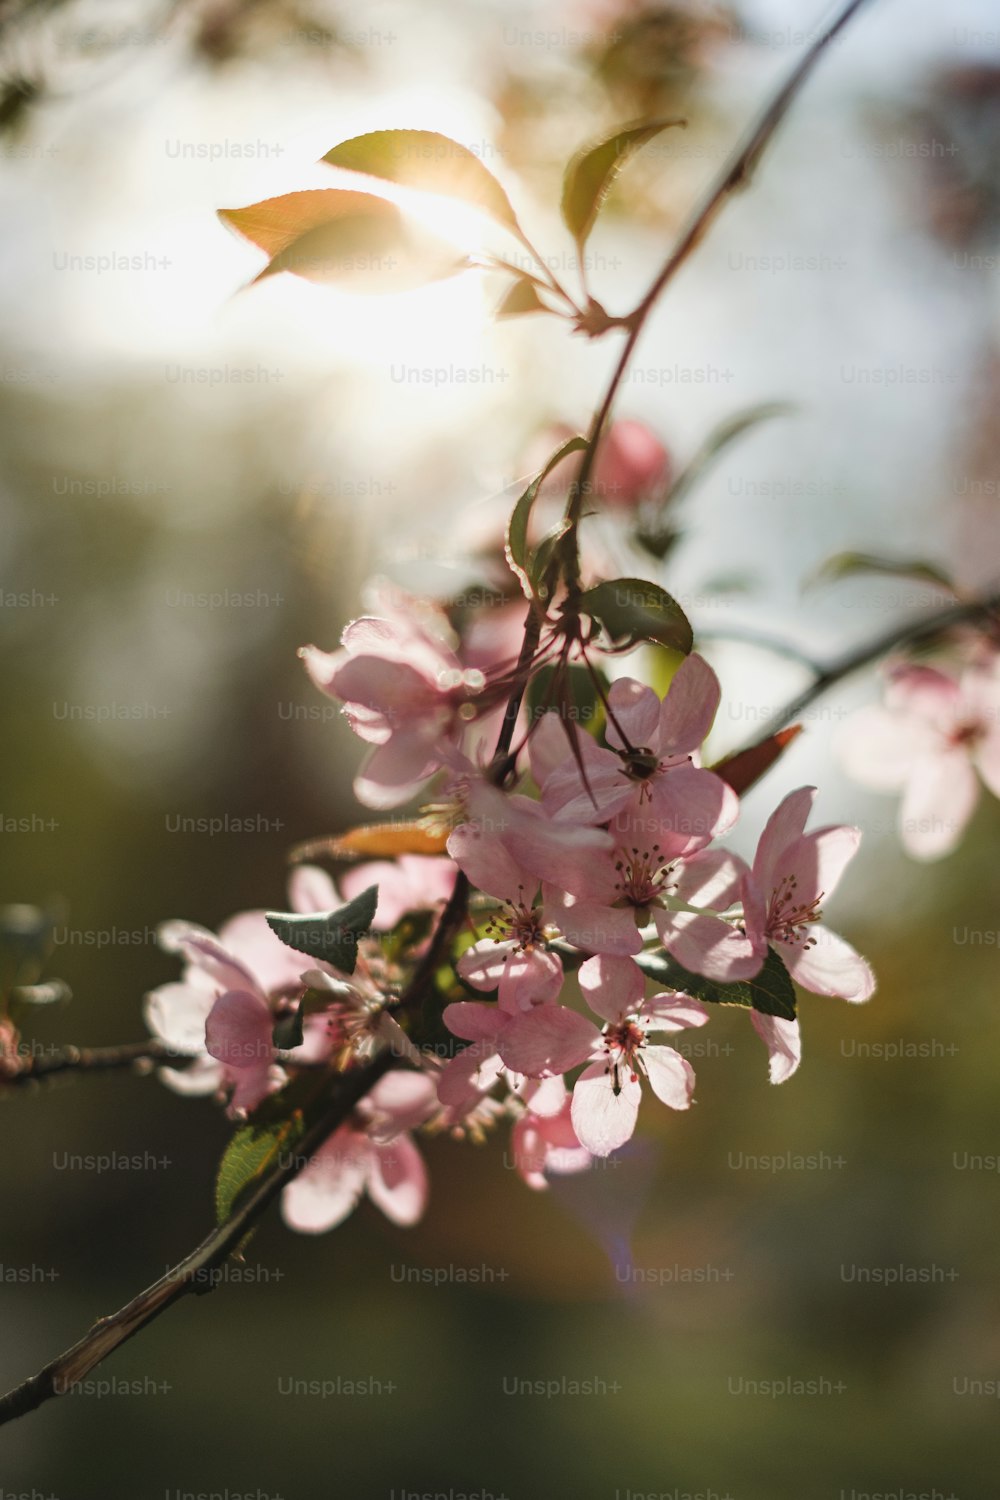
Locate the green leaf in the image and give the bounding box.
[272,999,305,1052]
[495,276,549,319]
[505,435,587,597]
[561,117,686,247]
[215,1113,305,1226]
[576,576,693,655]
[219,189,464,292]
[527,518,572,600]
[806,552,956,594]
[266,886,378,975]
[321,129,520,232]
[747,947,798,1021]
[635,946,797,1021]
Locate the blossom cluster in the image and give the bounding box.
[146,426,879,1236]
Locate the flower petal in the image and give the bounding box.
[288,864,340,914]
[782,926,875,1002]
[442,1000,505,1043]
[143,982,214,1055]
[571,1062,641,1156]
[578,954,645,1023]
[642,992,711,1031]
[641,1044,696,1109]
[205,989,274,1071]
[899,749,979,860]
[500,1005,601,1076]
[655,909,760,981]
[659,653,721,756]
[367,1135,428,1226]
[497,947,564,1012]
[750,1010,801,1083]
[752,787,816,893]
[605,678,662,751]
[280,1128,369,1233]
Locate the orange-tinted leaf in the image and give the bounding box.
[712,725,802,795]
[321,129,520,231]
[219,189,396,257]
[290,823,450,863]
[219,189,463,291]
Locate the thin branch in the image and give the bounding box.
[1,1039,190,1090]
[758,588,1000,733]
[0,1051,396,1426]
[561,0,872,587]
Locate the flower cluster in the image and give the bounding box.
[147,471,877,1235]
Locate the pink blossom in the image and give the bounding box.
[511,1077,592,1189]
[496,955,705,1157]
[742,787,875,1005]
[840,659,1000,859]
[145,867,345,1114]
[300,592,488,809]
[338,854,457,931]
[535,659,737,846]
[448,801,567,1013]
[538,813,757,978]
[591,419,671,509]
[281,1071,436,1233]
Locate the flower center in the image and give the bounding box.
[602,1019,645,1095]
[949,719,985,749]
[619,746,661,782]
[612,843,678,911]
[485,888,547,951]
[767,872,823,947]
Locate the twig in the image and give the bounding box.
[561,0,872,587]
[729,588,1000,753]
[0,1051,396,1426]
[1,1039,191,1090]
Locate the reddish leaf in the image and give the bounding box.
[712,725,803,795]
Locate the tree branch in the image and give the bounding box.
[562,0,873,584]
[0,1050,396,1426]
[728,588,1000,754]
[0,1039,191,1090]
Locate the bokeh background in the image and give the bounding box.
[2,0,999,1494]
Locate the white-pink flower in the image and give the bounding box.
[534,659,737,848]
[499,955,707,1157]
[510,1077,592,1189]
[145,866,344,1114]
[281,1071,436,1233]
[742,787,874,1006]
[840,658,1000,859]
[538,813,758,978]
[336,854,458,931]
[300,592,487,810]
[145,915,303,1114]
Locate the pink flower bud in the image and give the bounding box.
[591,419,671,509]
